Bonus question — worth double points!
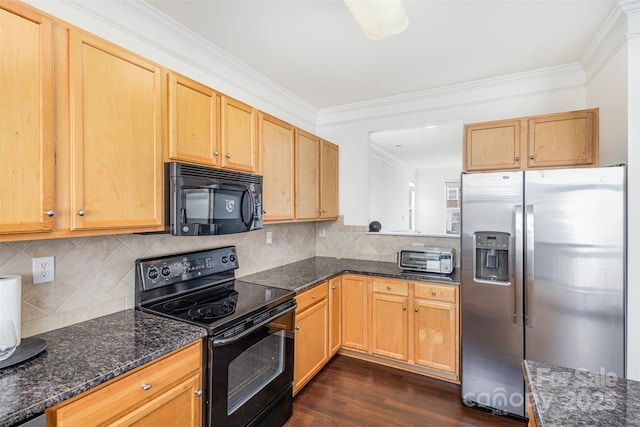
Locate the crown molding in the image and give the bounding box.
[316,64,586,127]
[24,0,317,132]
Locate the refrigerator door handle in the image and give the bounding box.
[525,204,535,328]
[514,205,524,326]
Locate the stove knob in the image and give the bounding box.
[161,266,172,277]
[229,254,236,263]
[147,266,159,280]
[221,256,228,264]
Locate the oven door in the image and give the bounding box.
[208,308,294,427]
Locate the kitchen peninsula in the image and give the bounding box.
[523,360,640,426]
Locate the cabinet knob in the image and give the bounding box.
[431,291,437,296]
[515,156,520,161]
[331,286,336,290]
[415,308,419,313]
[226,153,231,159]
[295,326,300,331]
[77,209,86,217]
[311,295,317,299]
[195,389,203,397]
[214,151,219,156]
[142,383,152,391]
[45,209,55,217]
[530,155,535,160]
[386,286,392,291]
[402,306,407,311]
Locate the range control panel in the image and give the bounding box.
[136,246,238,291]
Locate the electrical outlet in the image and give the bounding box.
[319,228,326,238]
[32,256,55,284]
[266,231,273,245]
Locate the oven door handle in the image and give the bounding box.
[213,304,296,347]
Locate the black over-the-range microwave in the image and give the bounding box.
[165,162,263,236]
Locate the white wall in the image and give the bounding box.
[415,167,460,235]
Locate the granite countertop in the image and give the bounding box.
[239,256,460,293]
[523,360,640,426]
[0,310,207,427]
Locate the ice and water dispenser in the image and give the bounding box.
[474,232,510,283]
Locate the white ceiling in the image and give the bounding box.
[143,0,618,169]
[144,0,618,110]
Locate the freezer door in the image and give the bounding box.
[524,166,625,378]
[461,171,526,417]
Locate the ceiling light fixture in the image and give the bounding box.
[343,0,409,40]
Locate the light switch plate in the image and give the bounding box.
[32,256,55,284]
[266,231,273,245]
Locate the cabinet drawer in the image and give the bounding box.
[296,282,328,313]
[51,341,202,426]
[372,278,409,296]
[414,282,457,303]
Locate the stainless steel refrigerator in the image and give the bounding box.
[460,165,626,418]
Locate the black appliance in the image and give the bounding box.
[135,246,296,427]
[166,162,263,236]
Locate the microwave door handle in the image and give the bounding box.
[240,189,255,229]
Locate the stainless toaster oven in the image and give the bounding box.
[396,247,455,274]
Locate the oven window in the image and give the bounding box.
[227,331,285,415]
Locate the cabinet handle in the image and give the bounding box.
[318,209,326,214]
[226,153,231,159]
[45,210,55,217]
[77,209,86,217]
[195,389,203,397]
[214,151,219,156]
[295,326,300,331]
[142,383,152,391]
[311,295,316,299]
[530,155,535,160]
[386,286,392,291]
[515,156,520,161]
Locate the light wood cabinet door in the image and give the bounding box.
[68,29,163,231]
[341,274,369,352]
[527,109,598,169]
[294,289,328,395]
[0,0,54,235]
[259,113,295,222]
[295,129,320,220]
[319,140,339,219]
[413,297,458,375]
[464,119,522,172]
[167,72,220,166]
[221,96,257,172]
[371,292,409,361]
[328,276,342,356]
[48,341,203,427]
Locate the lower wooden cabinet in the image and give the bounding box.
[293,281,329,395]
[46,341,203,427]
[328,276,342,356]
[341,275,460,383]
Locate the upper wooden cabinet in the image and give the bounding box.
[259,113,295,222]
[68,29,163,231]
[0,0,54,235]
[167,72,220,167]
[221,96,257,172]
[464,108,599,172]
[295,131,339,221]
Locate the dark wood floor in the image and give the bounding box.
[284,355,527,427]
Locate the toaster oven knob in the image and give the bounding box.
[229,254,236,263]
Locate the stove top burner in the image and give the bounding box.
[188,291,238,320]
[162,299,197,312]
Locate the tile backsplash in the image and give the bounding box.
[0,217,459,337]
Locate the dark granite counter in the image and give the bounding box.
[523,360,640,426]
[0,310,207,427]
[239,256,460,292]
